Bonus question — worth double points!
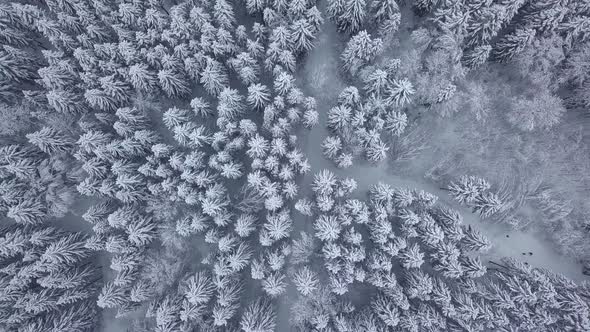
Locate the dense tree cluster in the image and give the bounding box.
[415,0,590,65]
[291,170,590,331]
[409,0,588,124]
[0,224,101,331]
[323,78,411,167]
[0,138,79,224]
[3,0,322,328]
[61,0,322,326]
[1,0,590,331]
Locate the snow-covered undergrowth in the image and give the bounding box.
[1,0,590,331]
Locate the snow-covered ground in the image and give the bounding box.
[295,22,587,283]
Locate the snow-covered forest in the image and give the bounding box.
[1,0,590,331]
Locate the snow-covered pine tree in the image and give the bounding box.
[291,19,317,54]
[447,175,491,205]
[472,191,504,218]
[492,28,536,62]
[460,225,492,252]
[385,78,415,106]
[240,298,276,332]
[247,83,271,109]
[200,57,229,96]
[158,69,191,98]
[341,30,383,76]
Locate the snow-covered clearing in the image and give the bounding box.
[295,19,587,283]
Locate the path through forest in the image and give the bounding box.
[295,18,586,282]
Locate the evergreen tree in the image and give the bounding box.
[291,19,316,54]
[492,28,536,62]
[327,105,352,131]
[190,97,213,117]
[158,69,191,97]
[7,198,47,225]
[322,136,343,159]
[100,75,132,103]
[245,0,267,15]
[182,271,216,305]
[472,191,504,218]
[366,141,389,162]
[84,88,118,112]
[330,0,366,34]
[328,0,347,23]
[341,30,383,76]
[315,215,341,242]
[214,0,236,29]
[462,45,492,68]
[200,58,229,96]
[385,78,415,106]
[126,215,157,246]
[26,127,73,155]
[0,224,101,331]
[385,111,408,136]
[240,298,276,332]
[247,83,271,109]
[47,89,86,114]
[293,266,320,296]
[363,69,389,95]
[217,87,244,120]
[128,63,158,92]
[98,282,128,309]
[399,243,424,269]
[371,0,399,23]
[371,293,400,327]
[447,175,490,205]
[461,225,492,252]
[262,272,286,297]
[461,255,487,278]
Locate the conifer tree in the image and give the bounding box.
[158,69,191,97]
[84,88,118,112]
[240,298,276,332]
[472,191,504,218]
[246,0,267,15]
[7,198,47,226]
[26,127,73,155]
[492,28,536,62]
[461,225,492,252]
[200,58,229,96]
[370,0,400,24]
[214,0,236,29]
[293,266,320,296]
[217,87,244,120]
[447,175,490,205]
[462,45,492,68]
[247,83,271,109]
[385,78,415,106]
[128,63,158,92]
[341,30,383,76]
[183,271,216,305]
[291,19,316,54]
[48,89,86,114]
